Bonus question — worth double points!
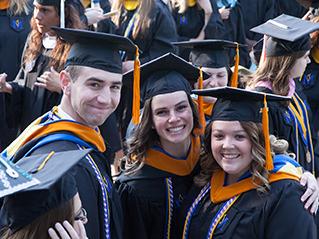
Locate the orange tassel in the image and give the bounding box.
[230,43,239,88]
[197,67,206,135]
[132,46,140,125]
[262,95,273,171]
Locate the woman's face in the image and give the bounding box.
[289,51,311,79]
[194,67,228,103]
[151,91,194,149]
[211,121,253,183]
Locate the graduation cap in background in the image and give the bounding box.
[173,40,244,88]
[0,149,91,233]
[122,52,209,133]
[192,86,291,171]
[53,27,137,73]
[250,14,319,57]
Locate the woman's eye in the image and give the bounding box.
[212,134,223,140]
[176,105,187,111]
[155,110,167,116]
[235,134,246,140]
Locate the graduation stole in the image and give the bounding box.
[123,0,139,11]
[287,93,314,172]
[182,155,302,239]
[144,136,201,176]
[0,0,9,10]
[193,98,214,117]
[2,108,106,159]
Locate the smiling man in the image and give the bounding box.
[1,28,136,239]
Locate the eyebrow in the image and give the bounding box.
[153,100,188,111]
[212,129,246,133]
[86,78,122,85]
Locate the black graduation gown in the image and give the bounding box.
[11,136,123,239]
[0,8,31,148]
[255,86,319,176]
[115,0,178,64]
[179,180,316,238]
[300,56,319,133]
[116,164,197,239]
[171,0,225,60]
[275,0,307,18]
[238,0,276,41]
[4,46,61,132]
[217,2,251,68]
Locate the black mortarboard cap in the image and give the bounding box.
[173,40,240,68]
[192,86,290,122]
[122,53,208,124]
[192,86,290,170]
[0,149,91,233]
[251,14,319,57]
[52,27,137,73]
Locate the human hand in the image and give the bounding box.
[0,73,12,94]
[85,7,104,25]
[219,7,230,20]
[35,67,61,93]
[48,220,87,239]
[300,172,319,214]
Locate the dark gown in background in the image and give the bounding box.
[300,55,319,134]
[0,6,31,149]
[171,0,225,60]
[179,179,316,238]
[275,0,307,18]
[215,1,251,68]
[255,86,319,177]
[238,0,276,42]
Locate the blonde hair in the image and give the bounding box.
[111,0,154,39]
[8,0,31,15]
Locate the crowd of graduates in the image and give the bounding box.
[1,0,319,238]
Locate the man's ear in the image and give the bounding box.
[60,70,72,95]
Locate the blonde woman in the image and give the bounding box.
[111,0,178,72]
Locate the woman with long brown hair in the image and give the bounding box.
[0,0,85,133]
[179,87,316,238]
[116,53,202,239]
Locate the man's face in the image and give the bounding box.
[33,1,60,34]
[66,66,122,128]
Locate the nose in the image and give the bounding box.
[222,136,235,149]
[168,110,180,123]
[96,87,112,105]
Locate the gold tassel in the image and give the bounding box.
[132,45,140,125]
[198,67,206,135]
[262,95,273,171]
[230,43,239,88]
